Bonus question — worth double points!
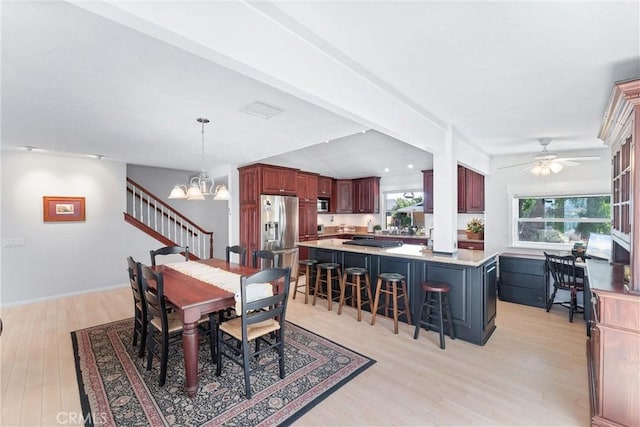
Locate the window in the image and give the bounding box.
[384,191,423,229]
[513,194,611,248]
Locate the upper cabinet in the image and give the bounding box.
[335,180,353,213]
[262,165,298,195]
[422,166,484,213]
[318,176,333,199]
[353,177,380,214]
[422,170,433,213]
[458,165,485,213]
[598,78,639,288]
[297,172,319,202]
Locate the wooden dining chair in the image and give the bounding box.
[544,252,585,322]
[127,256,147,358]
[225,245,247,266]
[216,267,291,398]
[150,245,189,267]
[252,249,279,270]
[140,264,215,387]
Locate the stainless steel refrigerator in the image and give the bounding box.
[260,195,299,270]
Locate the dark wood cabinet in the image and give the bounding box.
[318,176,333,198]
[298,201,318,242]
[498,255,547,308]
[458,241,484,250]
[422,169,433,213]
[457,166,466,212]
[587,78,640,427]
[239,203,259,257]
[239,163,299,256]
[458,165,485,213]
[297,172,318,202]
[335,179,353,213]
[587,268,640,427]
[262,165,298,195]
[465,167,485,212]
[353,177,380,213]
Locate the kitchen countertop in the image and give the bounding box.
[319,231,428,240]
[297,238,498,267]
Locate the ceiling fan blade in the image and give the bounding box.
[498,161,534,170]
[559,160,580,167]
[555,156,601,162]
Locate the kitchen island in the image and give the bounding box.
[297,238,499,345]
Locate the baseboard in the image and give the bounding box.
[1,283,129,308]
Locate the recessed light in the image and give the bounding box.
[94,154,104,160]
[408,164,414,169]
[384,167,390,172]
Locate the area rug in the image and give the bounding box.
[71,318,375,426]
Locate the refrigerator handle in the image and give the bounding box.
[280,199,286,247]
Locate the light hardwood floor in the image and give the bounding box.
[1,283,589,426]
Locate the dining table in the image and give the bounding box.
[153,257,259,398]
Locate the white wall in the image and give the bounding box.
[485,147,611,253]
[1,151,161,305]
[0,152,232,306]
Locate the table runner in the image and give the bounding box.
[165,261,272,312]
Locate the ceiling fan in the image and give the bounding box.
[499,138,601,176]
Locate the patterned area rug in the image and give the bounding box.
[72,318,374,426]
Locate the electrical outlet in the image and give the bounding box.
[2,238,25,248]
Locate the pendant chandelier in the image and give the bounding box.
[168,118,230,201]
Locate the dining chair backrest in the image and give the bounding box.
[150,246,189,267]
[252,249,279,269]
[544,252,579,289]
[140,265,169,329]
[226,245,247,266]
[240,267,291,330]
[127,256,146,312]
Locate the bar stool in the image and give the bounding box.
[293,259,317,304]
[313,263,342,311]
[413,281,455,349]
[339,267,373,321]
[370,273,412,334]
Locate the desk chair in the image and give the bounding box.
[544,252,585,322]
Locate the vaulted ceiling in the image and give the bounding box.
[2,1,638,179]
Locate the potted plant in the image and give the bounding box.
[466,218,484,240]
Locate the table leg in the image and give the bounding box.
[182,321,199,398]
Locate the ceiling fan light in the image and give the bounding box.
[168,185,187,199]
[530,164,543,176]
[549,162,563,173]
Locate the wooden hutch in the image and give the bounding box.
[587,78,640,427]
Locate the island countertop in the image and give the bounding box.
[297,238,498,267]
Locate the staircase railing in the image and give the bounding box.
[124,177,213,259]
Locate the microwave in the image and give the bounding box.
[317,199,329,213]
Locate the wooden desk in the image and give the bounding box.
[154,258,258,398]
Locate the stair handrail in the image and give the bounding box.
[125,177,214,258]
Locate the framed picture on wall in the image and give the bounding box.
[43,196,86,222]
